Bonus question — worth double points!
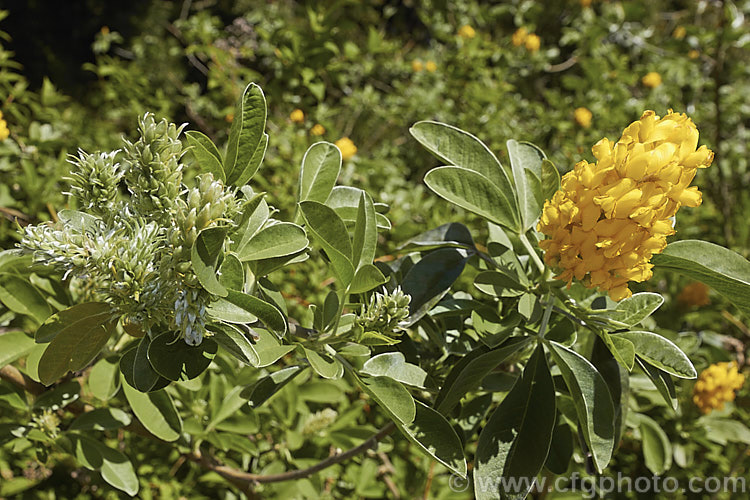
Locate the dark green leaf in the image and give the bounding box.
[70,408,131,431]
[38,319,115,386]
[241,366,305,407]
[225,83,267,185]
[71,433,139,496]
[147,333,217,381]
[35,302,111,343]
[122,378,182,441]
[349,264,388,294]
[398,222,475,251]
[0,273,51,324]
[615,330,696,378]
[303,347,343,379]
[88,357,121,401]
[359,375,416,425]
[210,323,259,366]
[207,290,287,335]
[352,192,377,270]
[474,344,556,500]
[191,226,229,297]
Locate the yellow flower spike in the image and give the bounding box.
[425,60,437,73]
[310,124,325,136]
[411,60,424,72]
[642,72,663,88]
[525,33,541,53]
[688,49,700,60]
[574,107,593,128]
[672,26,686,39]
[538,110,713,301]
[458,25,476,39]
[290,109,305,123]
[335,137,357,160]
[693,362,745,414]
[512,27,528,47]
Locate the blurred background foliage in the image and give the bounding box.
[1,0,749,498]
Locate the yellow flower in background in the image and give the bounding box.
[642,72,662,88]
[693,362,745,414]
[0,111,9,141]
[688,49,700,60]
[538,110,714,301]
[458,25,476,39]
[311,124,326,136]
[225,113,234,123]
[290,108,305,123]
[335,137,357,160]
[574,107,593,128]
[580,0,593,7]
[425,60,437,72]
[512,27,528,47]
[525,33,541,53]
[412,60,424,72]
[677,281,710,307]
[672,26,687,39]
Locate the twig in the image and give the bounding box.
[545,56,578,73]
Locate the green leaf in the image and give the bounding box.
[185,130,224,181]
[38,318,115,386]
[637,414,672,474]
[606,292,664,327]
[241,366,305,407]
[615,331,696,379]
[652,239,750,316]
[225,83,267,185]
[71,433,139,496]
[231,192,268,251]
[395,400,467,478]
[547,341,615,473]
[473,270,527,297]
[398,222,475,251]
[33,380,80,410]
[207,290,287,335]
[424,167,520,232]
[435,337,531,414]
[70,408,131,431]
[232,133,269,186]
[303,347,343,379]
[507,140,545,230]
[299,200,354,285]
[591,336,629,455]
[636,357,677,410]
[409,121,516,199]
[218,253,244,291]
[361,352,429,388]
[325,186,391,230]
[358,375,416,425]
[700,417,750,445]
[0,331,35,369]
[544,421,573,475]
[540,159,561,203]
[121,378,182,441]
[474,344,556,500]
[349,264,388,294]
[36,302,111,343]
[133,335,161,392]
[609,335,635,371]
[88,357,121,401]
[298,141,341,203]
[0,273,51,324]
[236,222,308,262]
[401,248,469,326]
[191,226,229,297]
[147,333,218,381]
[352,192,377,270]
[253,329,295,367]
[210,323,259,366]
[207,386,249,432]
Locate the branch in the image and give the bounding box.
[0,365,46,395]
[186,422,396,485]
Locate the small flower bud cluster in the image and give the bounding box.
[22,113,239,345]
[65,150,123,216]
[121,113,186,222]
[301,408,338,436]
[356,287,411,334]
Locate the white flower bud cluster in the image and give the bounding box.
[356,286,411,334]
[21,113,239,345]
[301,408,338,436]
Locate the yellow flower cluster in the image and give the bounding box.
[0,111,9,141]
[642,72,662,88]
[677,281,710,307]
[290,109,305,123]
[311,124,325,136]
[412,60,437,73]
[693,362,745,414]
[512,28,541,52]
[574,107,593,128]
[335,137,357,160]
[538,111,714,301]
[458,25,476,39]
